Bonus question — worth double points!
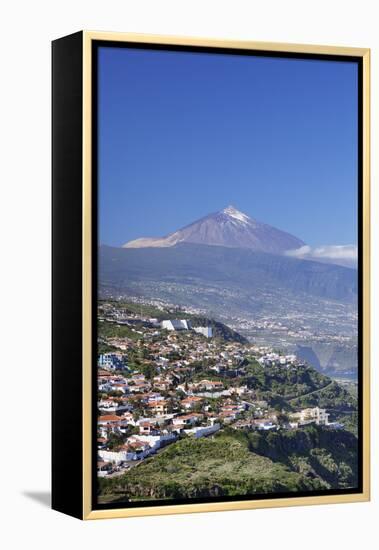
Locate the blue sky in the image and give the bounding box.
[98,46,358,248]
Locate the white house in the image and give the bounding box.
[161,319,190,331]
[296,407,329,426]
[184,423,220,438]
[257,421,277,431]
[172,413,203,427]
[193,326,213,338]
[98,442,150,463]
[130,433,176,450]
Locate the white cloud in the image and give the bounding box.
[285,244,357,268]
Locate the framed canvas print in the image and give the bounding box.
[52,31,370,520]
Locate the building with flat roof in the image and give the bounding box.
[161,319,212,337]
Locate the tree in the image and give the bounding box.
[141,363,156,380]
[107,432,125,450]
[276,412,290,427]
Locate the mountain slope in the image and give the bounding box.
[100,242,357,303]
[98,427,358,503]
[98,433,323,502]
[123,205,305,254]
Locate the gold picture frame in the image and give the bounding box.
[52,31,370,520]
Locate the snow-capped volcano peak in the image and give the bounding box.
[123,205,305,253]
[221,205,251,224]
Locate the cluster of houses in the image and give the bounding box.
[96,301,339,477]
[258,352,298,367]
[98,353,126,370]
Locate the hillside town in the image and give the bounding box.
[97,300,343,478]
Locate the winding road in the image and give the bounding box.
[286,381,334,404]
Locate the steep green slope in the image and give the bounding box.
[245,425,358,489]
[243,361,357,413]
[98,434,325,503]
[98,426,358,504]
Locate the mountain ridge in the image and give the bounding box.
[100,242,357,303]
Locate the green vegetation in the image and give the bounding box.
[98,425,358,503]
[98,319,142,341]
[98,433,322,503]
[243,361,357,414]
[97,341,118,354]
[245,360,330,398]
[291,380,357,412]
[334,378,358,399]
[335,411,358,436]
[243,425,358,489]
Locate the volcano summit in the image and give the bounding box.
[123,206,305,255]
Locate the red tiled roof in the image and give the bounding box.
[98,414,121,422]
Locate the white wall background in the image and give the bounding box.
[1,1,377,548]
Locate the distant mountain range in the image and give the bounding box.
[123,205,305,255]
